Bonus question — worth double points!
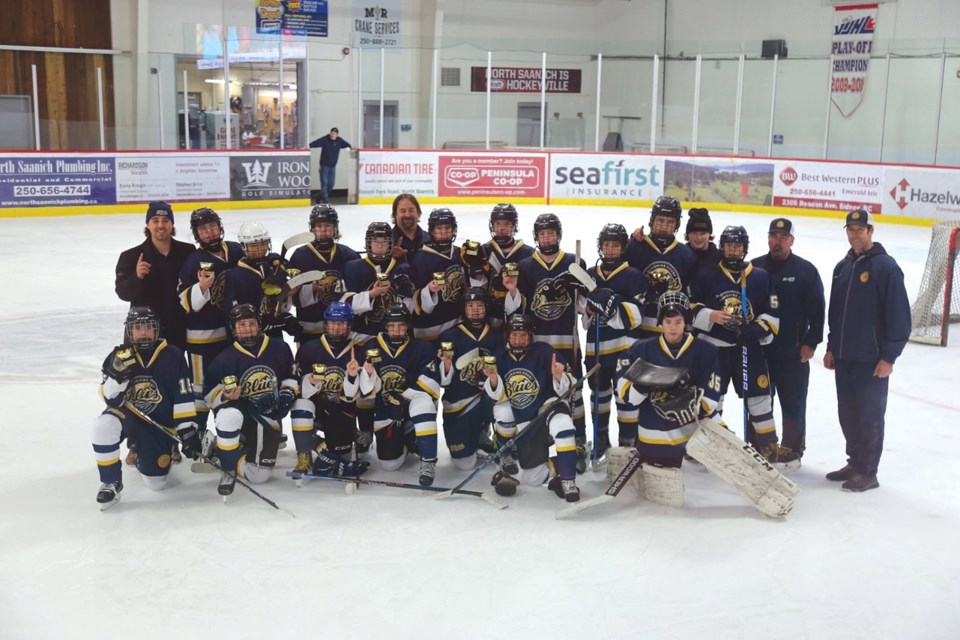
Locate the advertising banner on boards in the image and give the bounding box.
[0,155,115,207]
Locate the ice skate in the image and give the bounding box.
[218,472,236,498]
[418,458,437,487]
[97,481,123,511]
[548,476,580,503]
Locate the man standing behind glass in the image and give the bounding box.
[823,210,910,492]
[310,127,352,204]
[751,218,824,463]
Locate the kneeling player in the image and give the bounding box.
[91,307,202,509]
[204,304,297,496]
[290,301,368,478]
[483,314,580,502]
[358,305,442,486]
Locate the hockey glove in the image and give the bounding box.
[104,345,137,383]
[460,243,490,278]
[177,425,203,460]
[391,273,416,298]
[276,387,296,419]
[555,272,589,295]
[585,287,624,320]
[249,393,278,417]
[741,319,771,344]
[313,448,370,477]
[651,386,703,425]
[646,273,671,301]
[723,314,746,335]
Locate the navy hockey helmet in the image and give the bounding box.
[505,313,535,357]
[719,225,749,269]
[190,207,224,251]
[228,303,262,348]
[489,203,519,243]
[533,213,562,255]
[309,204,341,248]
[428,208,458,252]
[383,304,411,347]
[365,222,394,264]
[650,196,682,228]
[124,306,161,351]
[463,286,489,331]
[656,291,693,326]
[597,223,628,269]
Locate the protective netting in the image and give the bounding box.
[909,220,960,346]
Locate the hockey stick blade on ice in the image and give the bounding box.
[556,449,643,519]
[285,471,508,509]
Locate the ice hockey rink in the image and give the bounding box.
[1,203,957,639]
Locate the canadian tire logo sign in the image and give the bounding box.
[779,167,798,186]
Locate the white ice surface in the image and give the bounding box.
[1,205,958,640]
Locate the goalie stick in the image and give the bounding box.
[555,448,643,519]
[285,471,508,509]
[435,364,601,500]
[122,403,295,517]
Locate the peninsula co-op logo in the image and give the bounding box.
[553,158,661,197]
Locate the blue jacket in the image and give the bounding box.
[752,251,825,361]
[826,242,911,364]
[309,135,352,167]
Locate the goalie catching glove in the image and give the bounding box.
[651,386,703,425]
[623,358,701,424]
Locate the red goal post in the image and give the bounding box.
[909,221,960,347]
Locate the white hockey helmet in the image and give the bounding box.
[238,221,272,252]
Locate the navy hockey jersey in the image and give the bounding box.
[100,340,197,429]
[342,257,413,339]
[584,261,646,367]
[295,335,360,404]
[689,262,780,349]
[438,323,503,415]
[508,250,586,351]
[409,245,469,343]
[289,242,361,337]
[484,341,570,426]
[178,241,243,356]
[360,334,442,421]
[624,236,697,332]
[482,239,535,324]
[203,336,297,411]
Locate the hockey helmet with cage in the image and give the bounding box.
[323,301,354,348]
[533,213,562,255]
[597,223,629,269]
[656,291,693,326]
[463,287,489,331]
[382,304,411,348]
[228,303,262,348]
[238,221,272,263]
[190,207,224,251]
[489,203,519,244]
[365,222,394,264]
[124,306,161,351]
[719,225,749,269]
[428,208,458,252]
[505,313,535,357]
[309,204,341,248]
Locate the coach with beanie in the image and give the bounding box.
[114,201,195,349]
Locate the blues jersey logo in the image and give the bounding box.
[530,276,572,321]
[458,353,490,388]
[379,365,407,395]
[717,290,754,322]
[313,365,346,400]
[505,368,540,410]
[644,261,682,291]
[440,265,465,303]
[240,365,278,402]
[126,376,163,414]
[314,270,344,304]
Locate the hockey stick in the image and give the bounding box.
[281,232,315,258]
[435,364,601,500]
[591,293,603,470]
[556,449,643,519]
[123,402,295,517]
[285,471,508,509]
[740,271,749,442]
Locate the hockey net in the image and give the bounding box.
[909,220,960,346]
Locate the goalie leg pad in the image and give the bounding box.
[606,446,643,492]
[685,418,800,517]
[637,463,684,508]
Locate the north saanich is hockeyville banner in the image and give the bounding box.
[470,67,582,93]
[831,3,878,117]
[0,154,116,207]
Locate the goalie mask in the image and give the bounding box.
[323,301,354,350]
[489,203,519,246]
[365,222,394,265]
[383,304,411,348]
[657,290,692,326]
[719,225,749,270]
[505,313,535,358]
[597,223,628,270]
[309,204,341,250]
[124,306,161,352]
[463,287,488,333]
[228,303,262,348]
[428,208,458,253]
[190,207,224,252]
[238,221,272,265]
[649,196,682,248]
[533,213,562,256]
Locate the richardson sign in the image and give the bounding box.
[550,154,664,202]
[883,167,960,219]
[772,160,882,213]
[470,67,582,93]
[229,153,311,200]
[438,154,546,198]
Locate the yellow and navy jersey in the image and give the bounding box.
[295,334,359,403]
[486,341,568,425]
[99,340,197,429]
[585,262,646,366]
[178,241,243,355]
[482,240,534,323]
[437,323,503,414]
[624,236,697,331]
[342,257,413,338]
[409,245,469,343]
[289,242,361,336]
[615,334,721,445]
[203,336,297,410]
[360,334,441,419]
[511,250,587,351]
[689,261,780,349]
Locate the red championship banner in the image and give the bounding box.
[831,3,877,117]
[470,67,582,93]
[438,154,546,198]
